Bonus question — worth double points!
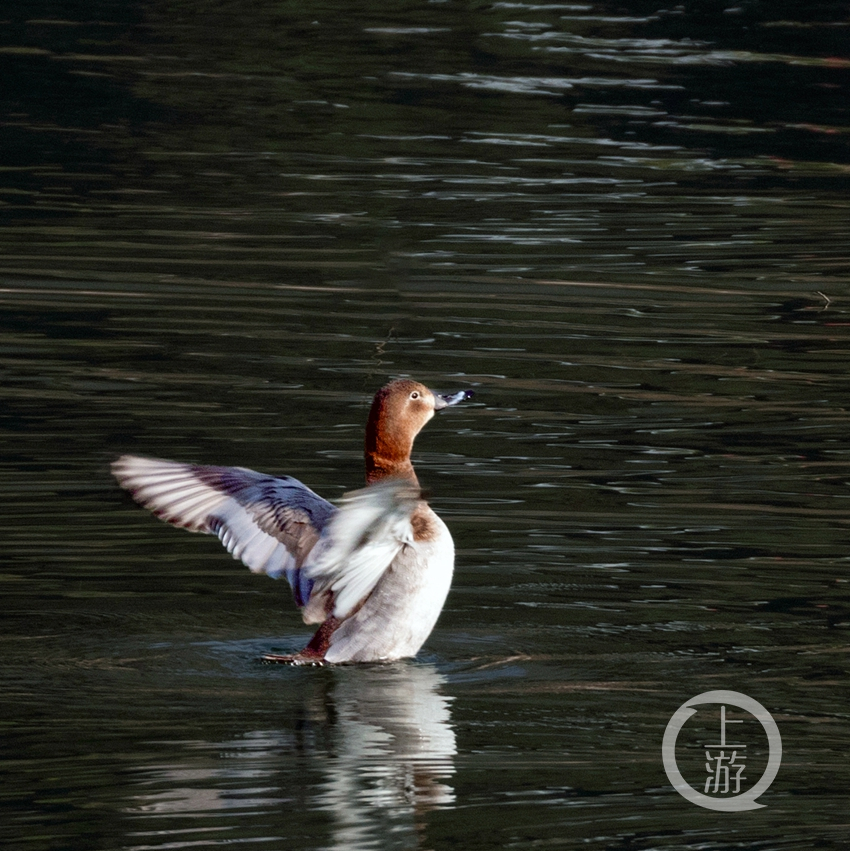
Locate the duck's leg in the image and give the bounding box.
[261,617,340,665]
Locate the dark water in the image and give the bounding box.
[2,2,849,849]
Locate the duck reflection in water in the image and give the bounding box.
[125,663,456,848]
[113,379,473,664]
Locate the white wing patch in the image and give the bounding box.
[303,479,421,619]
[209,497,295,578]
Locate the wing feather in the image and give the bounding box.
[112,455,334,604]
[302,479,421,621]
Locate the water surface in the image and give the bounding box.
[2,2,849,849]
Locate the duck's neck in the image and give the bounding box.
[365,453,418,485]
[364,408,419,485]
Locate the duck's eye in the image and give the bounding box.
[410,391,420,400]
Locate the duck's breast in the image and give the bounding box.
[324,506,454,663]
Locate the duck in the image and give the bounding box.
[111,379,473,664]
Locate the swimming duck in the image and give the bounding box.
[112,379,473,664]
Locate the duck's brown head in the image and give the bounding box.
[364,379,472,484]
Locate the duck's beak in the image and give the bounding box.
[433,389,474,410]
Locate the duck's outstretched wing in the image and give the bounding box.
[301,479,422,622]
[112,455,335,606]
